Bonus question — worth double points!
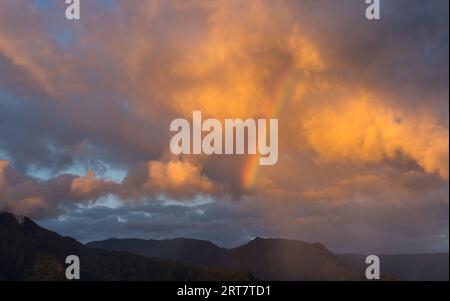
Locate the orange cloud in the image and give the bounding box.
[0,158,221,218]
[302,93,449,180]
[144,160,217,199]
[0,0,448,212]
[69,169,118,200]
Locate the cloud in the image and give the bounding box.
[69,169,118,200]
[0,160,118,218]
[302,93,449,180]
[1,0,447,179]
[0,158,220,218]
[120,159,220,200]
[37,196,449,254]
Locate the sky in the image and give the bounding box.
[0,0,448,254]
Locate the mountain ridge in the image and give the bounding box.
[87,236,449,281]
[0,211,253,281]
[87,236,364,280]
[2,211,447,281]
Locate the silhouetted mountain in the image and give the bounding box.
[339,254,449,281]
[4,211,445,281]
[88,237,364,280]
[222,237,362,280]
[88,237,449,281]
[0,212,253,281]
[87,238,225,267]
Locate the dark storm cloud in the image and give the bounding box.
[289,0,449,109]
[0,52,164,173]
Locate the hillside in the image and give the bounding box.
[88,237,363,280]
[0,212,253,281]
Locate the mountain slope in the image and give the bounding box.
[222,237,361,280]
[87,237,226,267]
[0,212,253,281]
[88,237,363,280]
[88,237,449,281]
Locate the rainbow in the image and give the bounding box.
[242,67,297,190]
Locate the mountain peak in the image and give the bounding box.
[247,236,328,251]
[0,211,32,226]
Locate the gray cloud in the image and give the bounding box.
[37,197,448,254]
